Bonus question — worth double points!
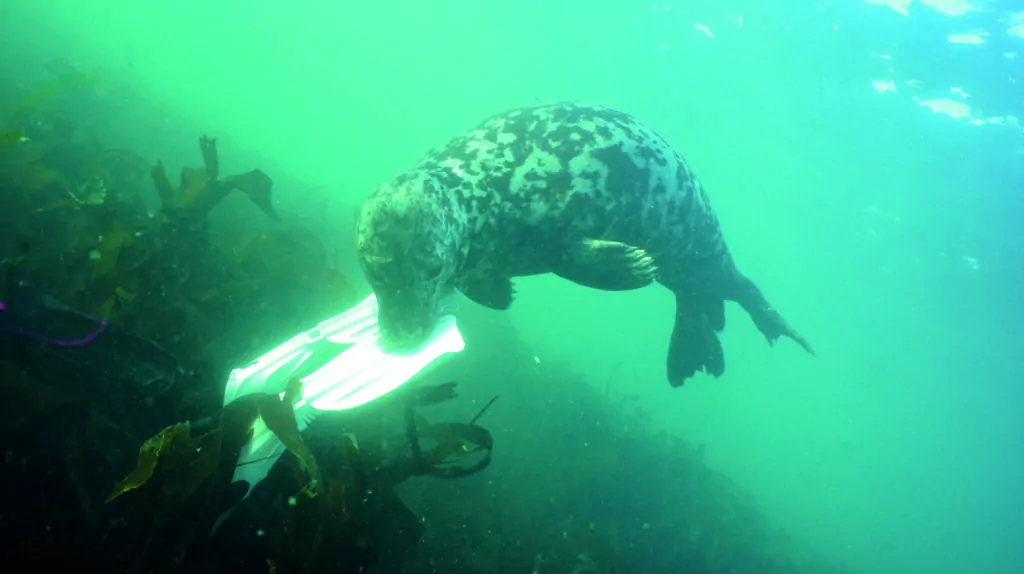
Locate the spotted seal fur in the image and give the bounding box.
[356,102,814,386]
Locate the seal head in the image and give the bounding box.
[356,176,463,347]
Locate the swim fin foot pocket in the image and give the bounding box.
[554,238,658,291]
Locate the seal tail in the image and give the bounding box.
[730,272,815,356]
[667,291,726,387]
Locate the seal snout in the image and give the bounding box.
[377,305,436,350]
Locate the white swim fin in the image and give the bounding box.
[212,293,464,533]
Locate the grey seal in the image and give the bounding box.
[356,102,814,387]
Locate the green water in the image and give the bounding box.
[6,1,1022,572]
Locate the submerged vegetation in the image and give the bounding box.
[0,74,350,375]
[0,70,849,573]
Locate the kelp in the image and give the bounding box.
[253,377,321,497]
[105,422,192,503]
[0,77,376,571]
[3,318,497,574]
[10,371,346,573]
[1,94,350,373]
[95,382,492,573]
[151,136,279,222]
[96,397,261,573]
[0,70,112,203]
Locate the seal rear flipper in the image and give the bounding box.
[458,276,516,310]
[732,273,816,356]
[667,291,725,387]
[554,238,658,291]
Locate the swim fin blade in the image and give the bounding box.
[215,293,464,532]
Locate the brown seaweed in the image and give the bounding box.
[253,377,321,497]
[106,422,191,503]
[150,136,279,221]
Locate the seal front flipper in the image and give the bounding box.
[554,239,658,291]
[667,291,725,387]
[458,276,516,310]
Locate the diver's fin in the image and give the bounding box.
[667,290,725,387]
[300,313,464,413]
[731,273,815,356]
[220,293,465,518]
[554,238,658,291]
[221,293,381,406]
[459,276,515,310]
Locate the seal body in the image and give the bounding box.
[357,102,814,386]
